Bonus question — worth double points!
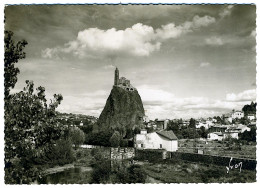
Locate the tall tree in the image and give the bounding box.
[69,127,85,149]
[4,31,65,184]
[189,118,196,128]
[4,31,27,98]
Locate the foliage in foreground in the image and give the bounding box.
[4,31,70,184]
[143,159,256,183]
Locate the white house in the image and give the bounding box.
[79,121,83,126]
[223,132,239,140]
[208,132,223,141]
[247,114,256,121]
[196,120,213,130]
[226,124,251,133]
[231,110,244,119]
[135,130,178,152]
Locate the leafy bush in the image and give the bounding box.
[4,31,68,184]
[109,131,121,147]
[69,127,85,149]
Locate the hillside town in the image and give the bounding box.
[65,102,256,154]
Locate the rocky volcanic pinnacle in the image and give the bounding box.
[96,85,145,137]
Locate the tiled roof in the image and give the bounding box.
[156,130,178,140]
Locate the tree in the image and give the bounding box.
[5,81,65,184]
[86,129,113,146]
[4,31,27,98]
[133,127,141,135]
[109,131,121,147]
[198,127,208,138]
[79,123,93,135]
[239,127,256,142]
[242,102,257,116]
[189,118,196,128]
[167,120,179,133]
[4,31,66,184]
[69,127,85,149]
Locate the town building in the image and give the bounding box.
[247,114,256,121]
[208,124,228,133]
[155,119,169,130]
[135,130,178,152]
[182,119,190,127]
[223,113,232,124]
[196,119,214,130]
[226,124,251,133]
[207,124,250,141]
[208,132,223,141]
[231,110,244,119]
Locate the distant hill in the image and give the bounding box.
[56,112,97,125]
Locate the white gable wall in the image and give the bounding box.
[135,132,178,152]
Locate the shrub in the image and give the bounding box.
[127,164,146,183]
[109,131,121,147]
[43,138,75,166]
[69,127,85,149]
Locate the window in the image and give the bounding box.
[160,144,162,148]
[141,144,143,148]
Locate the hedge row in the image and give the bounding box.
[134,149,166,162]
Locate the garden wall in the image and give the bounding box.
[110,147,135,160]
[90,147,135,160]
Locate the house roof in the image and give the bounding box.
[156,130,178,140]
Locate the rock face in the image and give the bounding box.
[96,86,145,136]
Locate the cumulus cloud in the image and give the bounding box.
[137,86,255,119]
[200,62,210,67]
[205,36,224,46]
[219,5,234,18]
[226,89,256,102]
[42,15,215,59]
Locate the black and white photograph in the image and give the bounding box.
[2,1,258,184]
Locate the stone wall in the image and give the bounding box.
[110,147,135,160]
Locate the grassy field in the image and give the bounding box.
[142,159,256,183]
[178,139,256,159]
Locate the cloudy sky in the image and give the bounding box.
[5,4,256,120]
